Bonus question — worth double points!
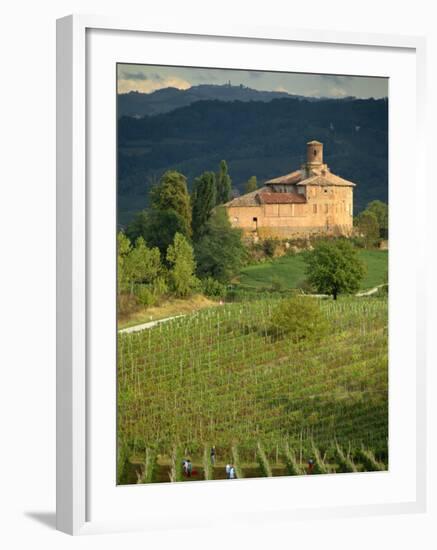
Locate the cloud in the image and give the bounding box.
[118,76,192,94]
[328,86,348,98]
[275,86,290,94]
[121,71,149,81]
[320,74,353,84]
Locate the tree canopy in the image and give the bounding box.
[191,171,217,239]
[354,210,380,248]
[117,233,161,294]
[304,239,366,300]
[150,170,192,236]
[194,207,246,283]
[366,200,388,239]
[166,233,199,297]
[245,175,258,194]
[126,208,190,258]
[216,160,232,205]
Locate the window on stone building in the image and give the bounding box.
[324,204,328,213]
[313,204,317,214]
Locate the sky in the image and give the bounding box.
[117,64,388,99]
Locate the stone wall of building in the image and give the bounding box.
[227,184,353,238]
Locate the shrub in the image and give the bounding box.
[263,238,278,258]
[151,276,168,299]
[135,285,155,307]
[201,276,227,298]
[270,276,284,292]
[117,293,139,316]
[269,295,328,342]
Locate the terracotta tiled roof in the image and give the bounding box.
[258,192,307,204]
[265,170,302,185]
[265,166,356,188]
[297,172,356,187]
[224,186,269,207]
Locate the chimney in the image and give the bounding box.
[306,140,323,166]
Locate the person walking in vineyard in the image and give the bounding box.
[225,463,231,479]
[210,446,216,465]
[229,465,236,479]
[307,459,314,474]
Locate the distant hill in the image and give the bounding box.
[117,84,328,117]
[117,96,388,226]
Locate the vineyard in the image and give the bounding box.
[117,296,388,484]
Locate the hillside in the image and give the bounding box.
[117,83,320,117]
[118,96,388,225]
[118,296,388,483]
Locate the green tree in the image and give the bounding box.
[150,170,192,236]
[366,200,388,239]
[126,208,189,257]
[270,295,328,342]
[124,237,161,294]
[216,160,232,205]
[117,232,132,293]
[166,233,199,297]
[354,210,379,248]
[304,239,366,300]
[194,207,246,283]
[245,175,258,194]
[191,171,217,239]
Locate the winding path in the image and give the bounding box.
[119,315,185,334]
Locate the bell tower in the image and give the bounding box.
[306,140,323,166]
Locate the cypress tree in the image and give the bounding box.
[191,171,217,240]
[216,160,232,205]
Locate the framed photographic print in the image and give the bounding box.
[56,15,427,535]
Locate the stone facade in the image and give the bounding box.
[224,141,355,239]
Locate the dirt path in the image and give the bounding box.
[118,314,185,334]
[303,283,386,299]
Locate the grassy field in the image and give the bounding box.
[236,250,388,292]
[118,294,219,329]
[117,295,388,484]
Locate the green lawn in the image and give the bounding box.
[237,249,388,292]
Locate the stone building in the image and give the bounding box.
[224,140,356,238]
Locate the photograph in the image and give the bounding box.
[116,63,389,485]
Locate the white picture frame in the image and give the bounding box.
[56,14,427,535]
